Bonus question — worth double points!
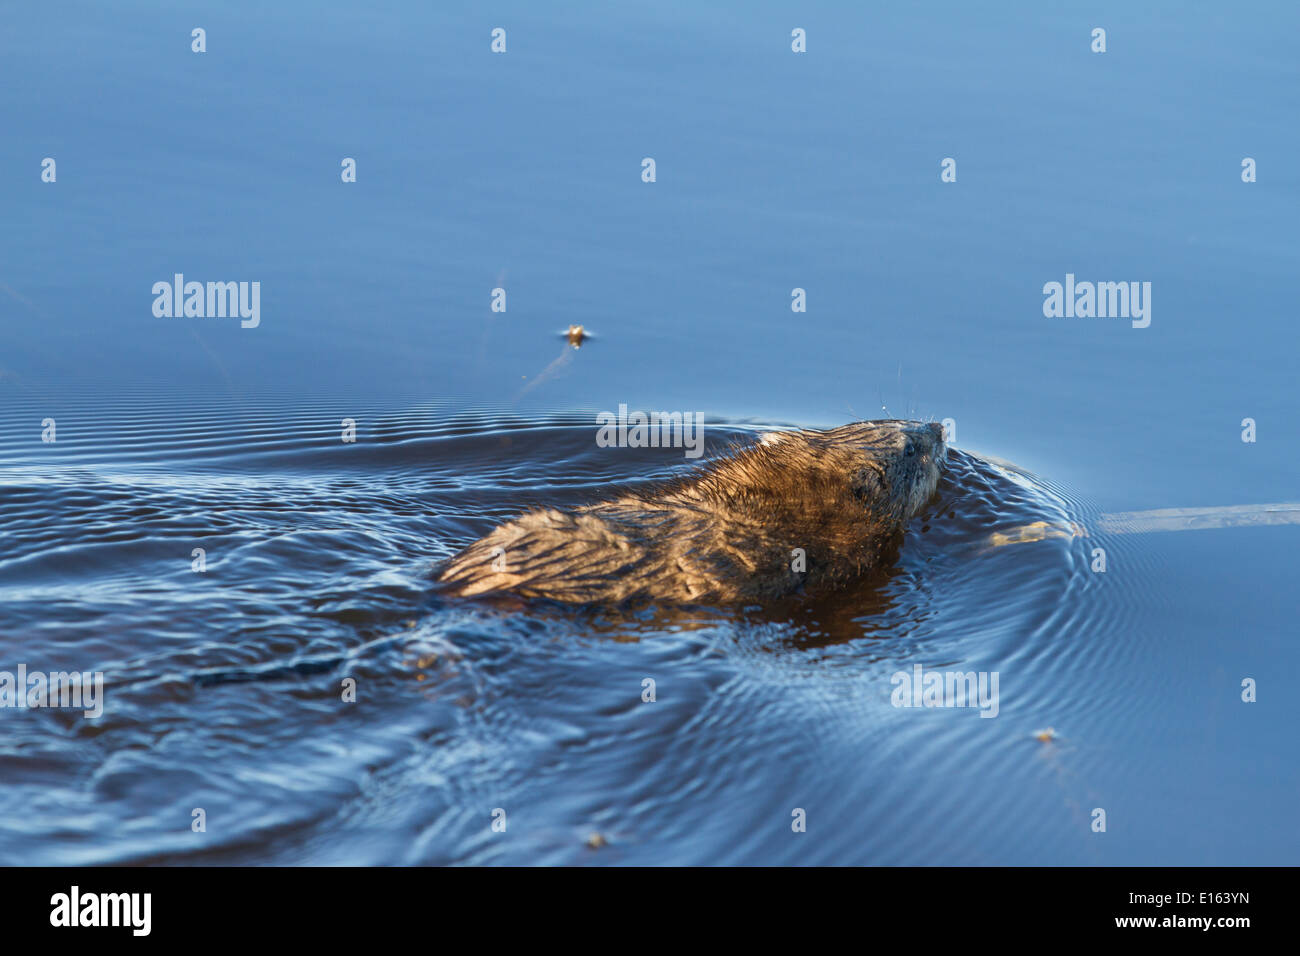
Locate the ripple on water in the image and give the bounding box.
[0,396,1162,864]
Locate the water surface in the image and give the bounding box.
[1,1,1297,864]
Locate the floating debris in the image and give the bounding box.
[986,521,1087,549]
[1098,503,1300,534]
[1033,727,1057,743]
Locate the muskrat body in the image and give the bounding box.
[437,419,947,605]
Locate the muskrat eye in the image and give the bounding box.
[905,443,916,456]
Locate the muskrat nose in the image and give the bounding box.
[928,422,945,442]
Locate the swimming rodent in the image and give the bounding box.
[437,419,947,605]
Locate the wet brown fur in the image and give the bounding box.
[437,420,947,605]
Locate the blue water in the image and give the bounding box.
[1,1,1296,864]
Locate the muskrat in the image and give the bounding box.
[437,419,947,605]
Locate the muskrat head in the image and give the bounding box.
[830,420,947,521]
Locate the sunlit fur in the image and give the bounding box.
[438,420,946,605]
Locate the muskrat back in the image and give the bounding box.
[437,419,947,605]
